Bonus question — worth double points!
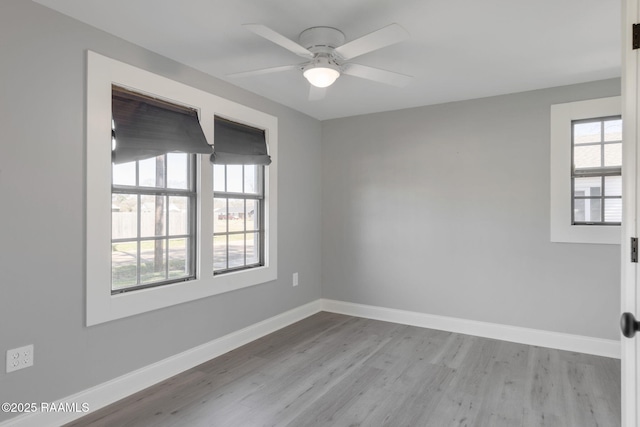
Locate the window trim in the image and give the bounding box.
[550,96,621,244]
[87,51,278,326]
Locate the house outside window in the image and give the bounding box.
[571,116,622,225]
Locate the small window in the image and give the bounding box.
[571,117,622,225]
[213,164,264,273]
[550,96,621,244]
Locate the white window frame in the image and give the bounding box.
[550,96,621,244]
[87,51,278,326]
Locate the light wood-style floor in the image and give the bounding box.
[66,312,621,427]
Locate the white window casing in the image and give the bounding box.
[550,96,621,244]
[87,51,278,326]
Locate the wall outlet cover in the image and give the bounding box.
[6,344,34,373]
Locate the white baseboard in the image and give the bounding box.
[320,299,621,359]
[1,298,620,426]
[0,300,323,427]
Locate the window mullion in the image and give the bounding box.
[136,193,141,285]
[164,156,168,281]
[225,234,229,270]
[112,187,195,197]
[199,153,214,279]
[601,176,605,223]
[573,167,621,178]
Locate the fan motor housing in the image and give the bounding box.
[299,27,345,54]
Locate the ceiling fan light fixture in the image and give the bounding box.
[234,23,412,94]
[303,66,340,88]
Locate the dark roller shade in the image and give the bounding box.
[112,87,212,164]
[211,116,272,165]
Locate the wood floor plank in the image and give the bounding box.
[65,313,621,427]
[430,332,478,369]
[474,341,530,427]
[230,319,399,426]
[563,361,620,427]
[283,365,386,427]
[340,334,457,426]
[525,346,565,417]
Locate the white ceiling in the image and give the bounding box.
[34,0,621,120]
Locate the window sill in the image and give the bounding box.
[89,266,277,326]
[549,224,621,245]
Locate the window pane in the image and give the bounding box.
[574,177,602,198]
[605,175,622,197]
[166,153,189,189]
[574,145,601,168]
[577,198,602,223]
[213,164,226,192]
[112,194,138,239]
[574,122,602,144]
[228,234,245,269]
[574,198,585,222]
[141,195,166,237]
[139,156,159,187]
[604,143,622,167]
[246,199,259,231]
[247,232,259,265]
[228,199,245,232]
[604,119,622,142]
[112,241,138,290]
[214,198,228,233]
[140,239,166,284]
[168,196,189,235]
[227,165,243,193]
[605,199,622,223]
[168,238,189,278]
[244,165,260,194]
[113,161,136,186]
[213,235,227,271]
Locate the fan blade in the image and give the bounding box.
[227,64,299,78]
[308,85,327,101]
[334,23,409,60]
[342,63,412,87]
[243,24,314,59]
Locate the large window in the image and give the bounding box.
[111,153,196,293]
[87,51,278,326]
[571,117,622,225]
[550,96,621,244]
[213,165,264,273]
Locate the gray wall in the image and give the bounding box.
[0,0,622,422]
[0,1,322,421]
[322,78,621,341]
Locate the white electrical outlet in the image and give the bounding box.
[293,272,299,287]
[6,345,34,373]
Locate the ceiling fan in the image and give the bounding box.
[228,23,412,100]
